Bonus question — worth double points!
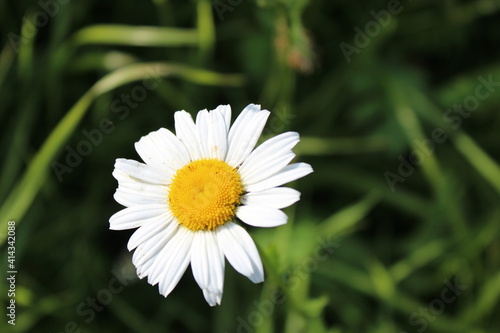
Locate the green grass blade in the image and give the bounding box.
[317,192,380,238]
[71,24,199,48]
[452,132,500,194]
[196,0,216,60]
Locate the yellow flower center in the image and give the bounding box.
[169,159,244,231]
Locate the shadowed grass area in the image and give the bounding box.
[0,0,499,332]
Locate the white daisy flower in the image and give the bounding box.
[109,104,313,306]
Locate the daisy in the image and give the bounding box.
[109,104,313,306]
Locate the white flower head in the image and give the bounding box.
[109,104,313,306]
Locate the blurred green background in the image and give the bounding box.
[1,0,500,332]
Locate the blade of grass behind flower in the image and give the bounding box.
[461,271,500,324]
[71,25,199,48]
[196,0,215,61]
[452,132,500,194]
[317,192,380,238]
[390,240,448,283]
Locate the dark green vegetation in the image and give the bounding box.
[1,0,499,332]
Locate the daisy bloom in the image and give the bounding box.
[109,104,313,306]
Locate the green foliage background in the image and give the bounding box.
[1,0,499,332]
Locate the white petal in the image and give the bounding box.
[195,109,210,157]
[109,204,167,230]
[133,219,178,271]
[157,128,192,163]
[174,110,202,161]
[245,163,313,192]
[191,232,210,290]
[225,104,270,167]
[209,110,228,160]
[216,222,264,283]
[241,187,301,209]
[191,231,225,306]
[133,232,163,278]
[113,179,168,207]
[115,179,168,198]
[202,289,221,307]
[127,212,174,251]
[238,132,300,184]
[134,224,178,279]
[236,205,288,228]
[212,104,231,132]
[112,169,138,186]
[134,128,190,172]
[147,227,193,298]
[114,159,171,185]
[196,109,228,160]
[134,131,175,171]
[241,152,296,186]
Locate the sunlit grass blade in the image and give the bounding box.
[461,271,500,324]
[386,76,443,189]
[196,0,215,60]
[390,240,448,283]
[317,192,380,238]
[69,51,138,73]
[365,258,395,301]
[452,132,500,194]
[71,25,199,48]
